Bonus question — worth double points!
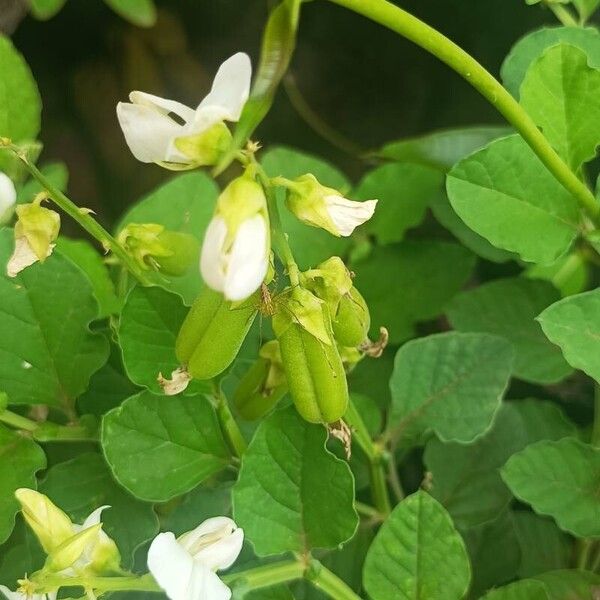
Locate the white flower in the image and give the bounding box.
[283,174,378,237]
[323,196,378,237]
[117,52,251,166]
[200,214,269,302]
[0,587,55,600]
[0,172,16,225]
[147,516,244,600]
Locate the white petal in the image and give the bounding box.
[200,216,228,293]
[7,238,54,278]
[178,517,244,571]
[116,102,186,164]
[0,586,23,600]
[197,52,252,122]
[80,506,110,529]
[224,215,268,302]
[148,532,194,600]
[187,563,231,600]
[129,91,195,123]
[324,196,378,237]
[0,173,16,224]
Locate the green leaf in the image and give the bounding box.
[0,518,44,588]
[388,332,513,444]
[39,453,158,567]
[501,438,600,537]
[447,277,572,384]
[501,26,600,97]
[0,425,46,544]
[533,570,600,600]
[117,172,218,305]
[103,0,157,27]
[464,510,521,598]
[424,400,576,528]
[521,44,600,170]
[447,134,580,264]
[537,288,600,383]
[57,238,120,319]
[78,343,140,417]
[354,242,475,344]
[233,407,358,556]
[29,0,67,20]
[102,390,230,502]
[352,163,443,244]
[0,36,41,141]
[0,229,109,408]
[118,285,208,395]
[481,580,549,600]
[377,126,511,172]
[216,0,300,173]
[261,146,352,269]
[363,491,471,600]
[17,162,68,204]
[513,512,572,578]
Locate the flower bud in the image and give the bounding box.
[117,223,198,276]
[0,172,16,225]
[234,341,287,420]
[283,174,377,237]
[15,489,73,553]
[45,524,102,572]
[200,173,270,302]
[332,286,370,347]
[176,286,258,380]
[273,288,348,424]
[7,199,60,278]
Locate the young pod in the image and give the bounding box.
[332,286,371,347]
[234,341,287,420]
[273,290,348,424]
[176,286,258,380]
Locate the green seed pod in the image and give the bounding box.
[234,341,287,420]
[176,286,258,380]
[332,286,370,347]
[154,231,198,276]
[274,299,348,424]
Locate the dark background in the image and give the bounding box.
[7,0,553,225]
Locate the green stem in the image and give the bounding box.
[547,1,579,26]
[326,0,600,223]
[577,539,594,570]
[35,573,159,593]
[8,146,151,284]
[306,560,362,600]
[369,448,392,517]
[355,501,381,520]
[344,398,377,460]
[214,386,247,458]
[223,559,304,589]
[0,409,37,432]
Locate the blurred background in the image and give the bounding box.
[1,0,554,227]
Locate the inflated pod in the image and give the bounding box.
[176,287,258,380]
[274,307,348,424]
[332,286,370,347]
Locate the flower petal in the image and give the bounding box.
[224,215,268,302]
[116,102,186,164]
[129,91,195,123]
[324,196,378,237]
[197,52,252,122]
[0,585,23,600]
[200,216,228,293]
[178,516,244,571]
[7,238,54,278]
[148,533,231,600]
[0,173,16,224]
[80,505,110,529]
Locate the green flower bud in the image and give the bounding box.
[234,341,287,420]
[118,223,198,276]
[176,286,258,380]
[332,286,371,347]
[45,524,102,572]
[273,289,348,424]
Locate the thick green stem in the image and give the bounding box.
[223,559,304,589]
[369,448,392,517]
[35,574,159,594]
[215,386,247,458]
[8,147,151,284]
[306,560,362,600]
[344,398,377,460]
[577,539,594,570]
[326,0,600,223]
[0,409,96,441]
[0,409,37,432]
[547,1,579,26]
